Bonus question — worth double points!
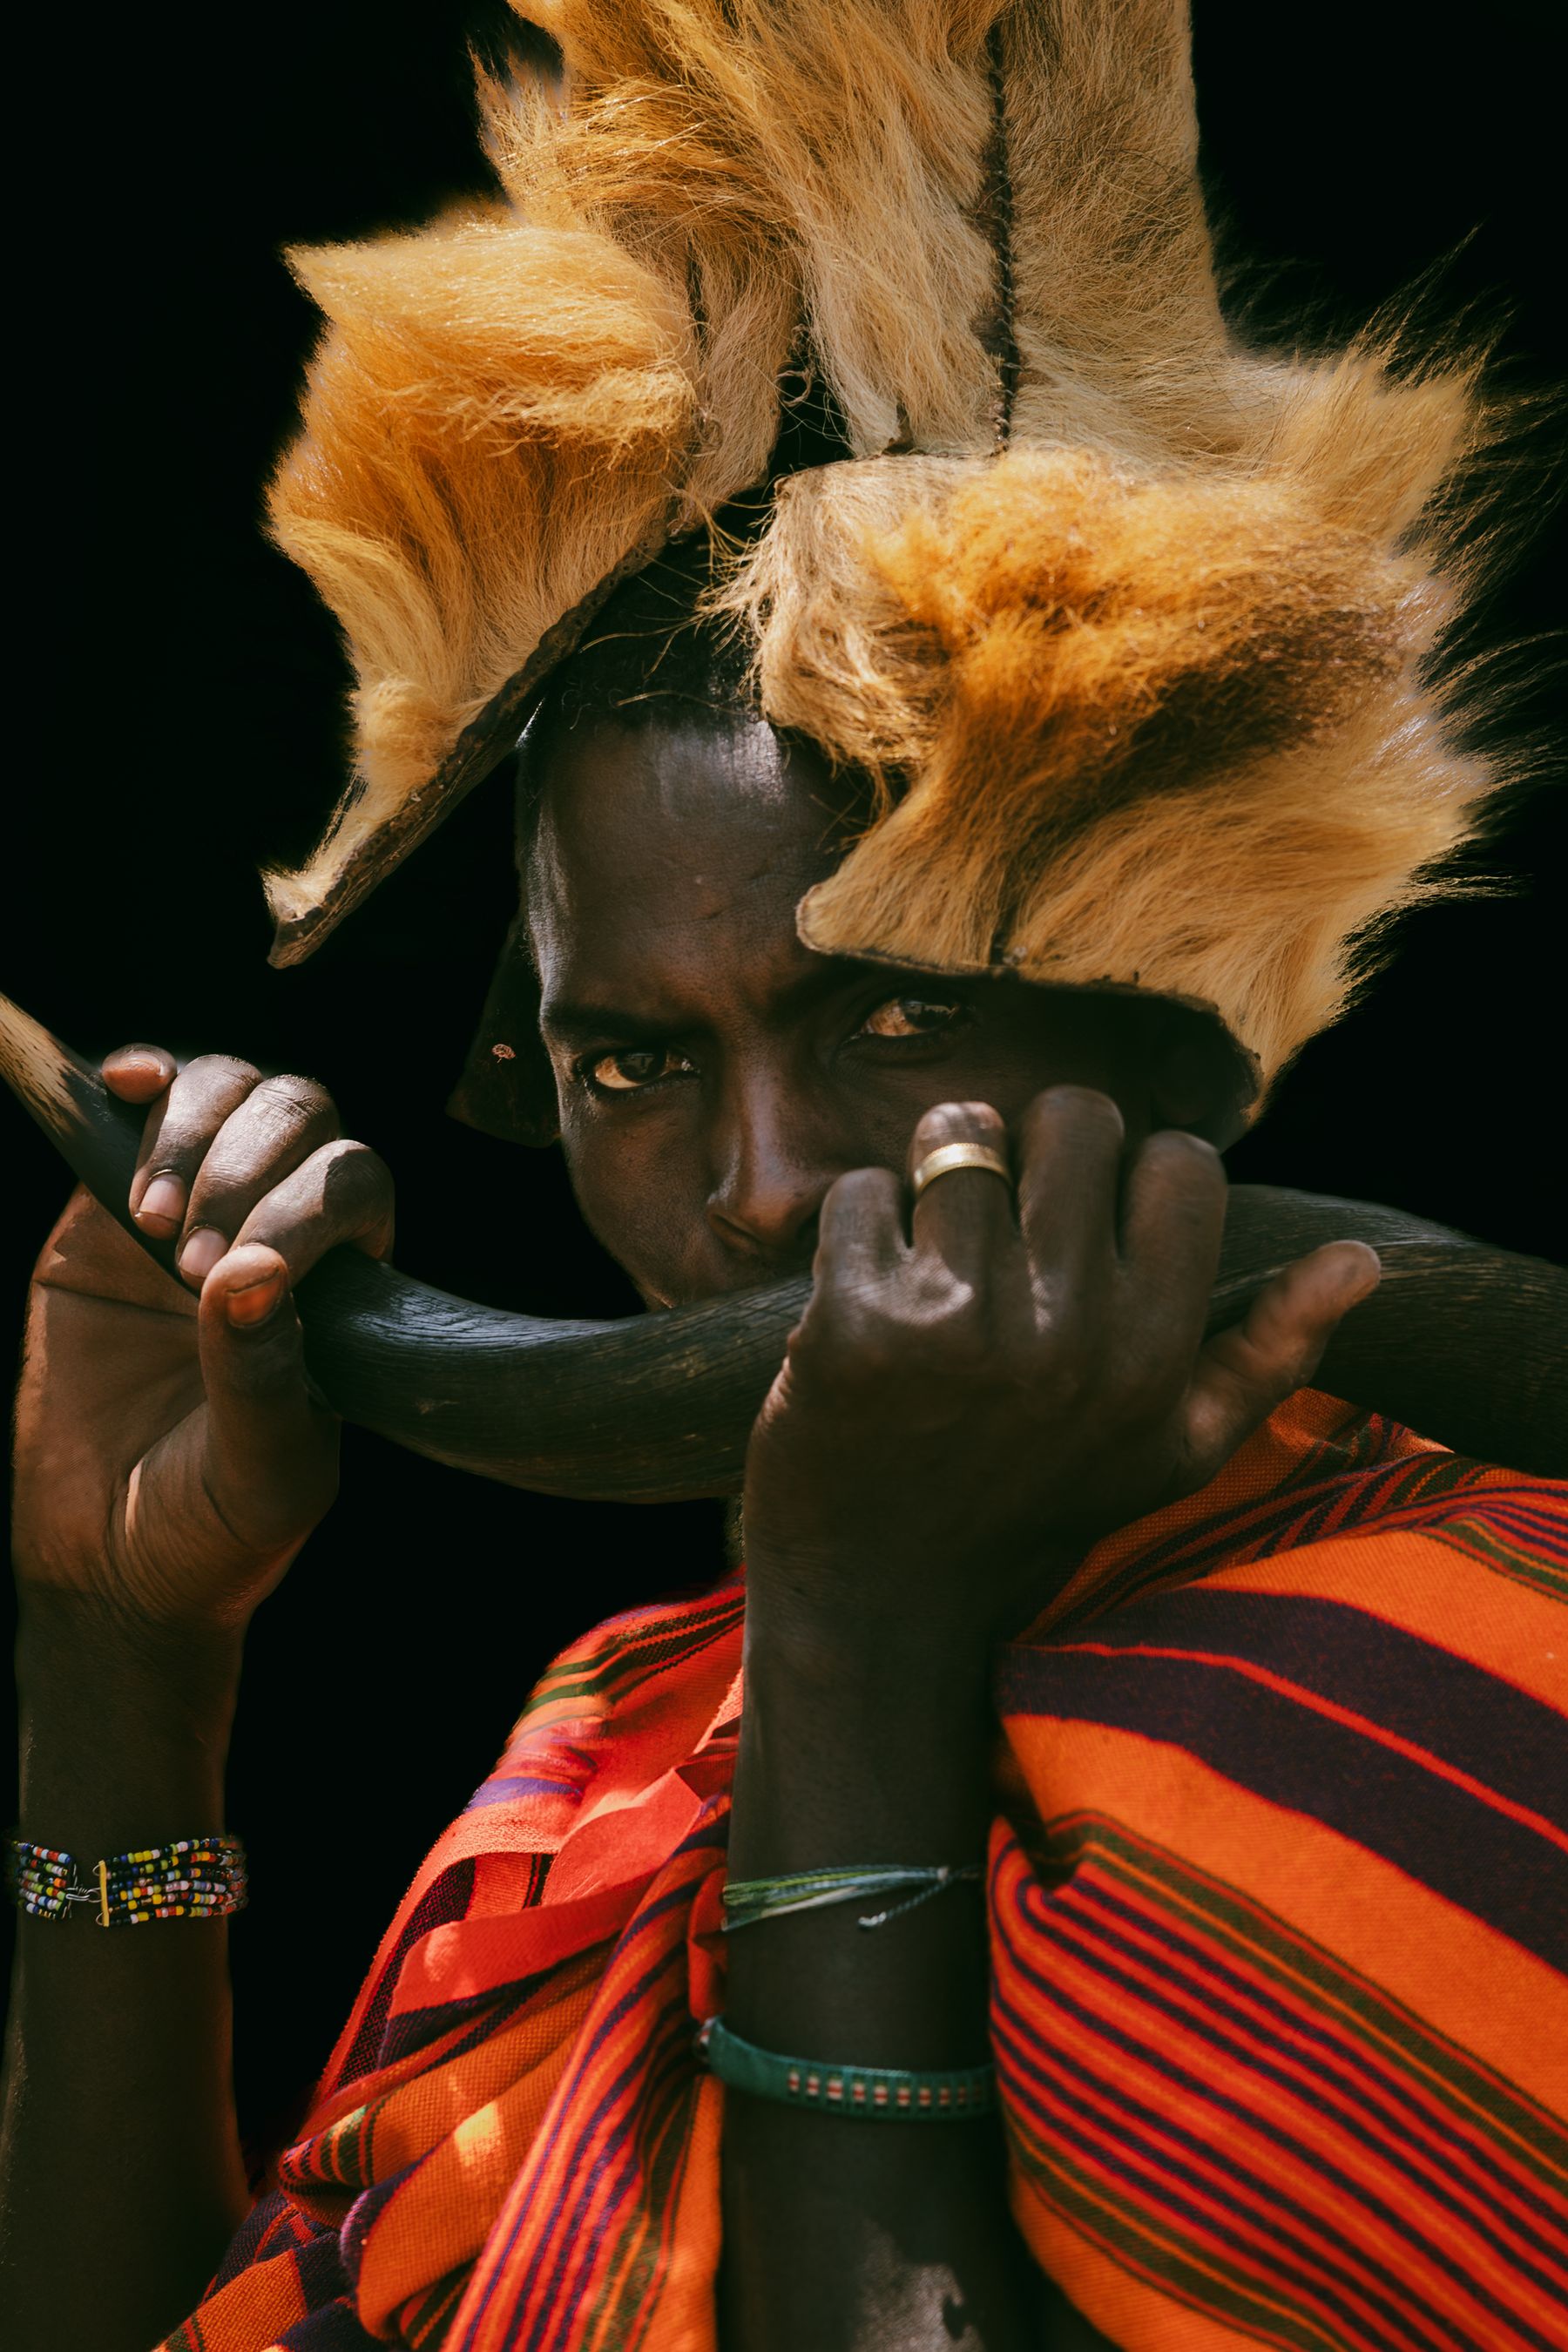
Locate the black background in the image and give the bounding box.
[3,2,1563,2146]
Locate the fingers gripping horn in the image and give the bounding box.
[2,994,1564,1492]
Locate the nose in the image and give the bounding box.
[706,1071,837,1272]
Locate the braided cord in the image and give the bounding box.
[721,1862,983,1933]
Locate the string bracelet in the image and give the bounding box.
[6,1835,247,1927]
[721,1862,984,1933]
[700,2016,997,2121]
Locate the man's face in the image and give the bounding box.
[526,708,1200,1307]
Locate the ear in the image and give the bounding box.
[446,914,562,1148]
[1148,1004,1258,1150]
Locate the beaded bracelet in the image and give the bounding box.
[721,1862,985,1932]
[700,2015,997,2121]
[6,1835,248,1926]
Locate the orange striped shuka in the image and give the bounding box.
[166,1392,1568,2351]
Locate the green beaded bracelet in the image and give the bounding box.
[699,2015,997,2121]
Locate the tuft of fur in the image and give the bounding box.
[266,0,1514,1099]
[266,1,1010,934]
[997,0,1233,457]
[0,995,78,1139]
[710,346,1492,1085]
[265,212,702,924]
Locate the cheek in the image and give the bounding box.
[847,1031,1142,1166]
[937,1024,1125,1115]
[558,1105,704,1293]
[862,1040,1055,1132]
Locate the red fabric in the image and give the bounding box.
[167,1395,1568,2350]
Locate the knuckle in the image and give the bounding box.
[819,1165,898,1240]
[1023,1310,1090,1399]
[184,1053,262,1092]
[932,1321,990,1381]
[1116,1350,1179,1422]
[1026,1084,1125,1146]
[348,1138,392,1187]
[828,1165,898,1213]
[322,1139,394,1209]
[901,1275,990,1369]
[991,1320,1039,1381]
[1143,1126,1221,1181]
[911,1098,1005,1157]
[1024,1321,1078,1389]
[782,1310,836,1386]
[791,1292,892,1382]
[150,1067,261,1168]
[250,1072,336,1132]
[917,1268,979,1335]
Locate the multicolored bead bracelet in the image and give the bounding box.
[6,1835,248,1926]
[699,2015,997,2121]
[720,1862,985,1932]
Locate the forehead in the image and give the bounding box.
[525,708,849,997]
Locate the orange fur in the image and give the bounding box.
[713,419,1484,1087]
[263,0,1511,1098]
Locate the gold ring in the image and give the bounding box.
[909,1140,1012,1200]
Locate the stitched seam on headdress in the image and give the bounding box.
[985,20,1019,448]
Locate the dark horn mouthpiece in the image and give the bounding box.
[2,993,1563,1494]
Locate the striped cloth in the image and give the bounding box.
[166,1392,1568,2351]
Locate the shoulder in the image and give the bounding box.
[1027,1389,1566,1636]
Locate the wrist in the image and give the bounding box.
[15,1594,240,1857]
[743,1551,994,1687]
[737,1615,994,1874]
[16,1585,245,1690]
[742,1524,1082,1667]
[743,1603,994,1779]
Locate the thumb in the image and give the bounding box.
[1181,1240,1382,1478]
[197,1243,339,1555]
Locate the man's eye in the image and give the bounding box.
[585,1047,689,1092]
[858,995,965,1040]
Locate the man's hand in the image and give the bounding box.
[743,1089,1380,1649]
[12,1042,394,1635]
[3,1039,389,2352]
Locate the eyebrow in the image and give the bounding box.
[539,999,682,1047]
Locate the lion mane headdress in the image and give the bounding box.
[263,0,1504,1119]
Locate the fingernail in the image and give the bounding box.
[179,1227,227,1283]
[225,1273,285,1328]
[137,1175,186,1232]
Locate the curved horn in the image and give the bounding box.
[3,994,1563,1495]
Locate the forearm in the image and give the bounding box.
[1,1597,249,2352]
[719,1587,1042,2352]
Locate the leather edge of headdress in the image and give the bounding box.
[444,904,562,1148]
[446,704,562,1148]
[266,503,682,970]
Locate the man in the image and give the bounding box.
[3,3,1564,2348]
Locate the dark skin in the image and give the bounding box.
[1,707,1375,2351]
